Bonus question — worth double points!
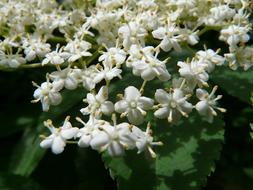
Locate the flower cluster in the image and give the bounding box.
[1,0,252,157]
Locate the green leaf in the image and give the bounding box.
[0,173,43,190]
[250,124,253,139]
[244,167,253,179]
[0,114,35,138]
[103,115,224,190]
[211,67,253,104]
[9,88,86,177]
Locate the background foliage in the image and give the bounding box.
[1,58,253,190]
[1,10,253,190]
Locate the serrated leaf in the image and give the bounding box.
[9,88,86,177]
[211,67,253,104]
[103,115,224,190]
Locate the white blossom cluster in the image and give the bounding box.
[1,0,252,157]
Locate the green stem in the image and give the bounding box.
[198,26,222,36]
[20,63,43,69]
[85,46,104,66]
[83,35,97,44]
[47,36,66,44]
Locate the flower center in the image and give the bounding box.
[111,131,119,140]
[170,100,177,108]
[130,101,137,108]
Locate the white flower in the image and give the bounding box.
[196,49,225,72]
[90,122,136,156]
[135,10,158,31]
[64,39,92,62]
[219,25,250,50]
[115,86,154,125]
[178,60,209,88]
[90,10,122,47]
[76,116,104,147]
[49,67,79,90]
[195,86,226,123]
[51,14,71,32]
[180,29,199,46]
[74,21,94,39]
[32,80,62,111]
[154,88,193,122]
[224,46,253,70]
[0,51,26,68]
[80,86,114,117]
[118,21,147,49]
[72,66,99,90]
[22,37,51,61]
[42,45,69,66]
[94,61,122,83]
[167,0,196,10]
[98,47,126,66]
[0,37,19,51]
[127,45,171,81]
[203,5,235,26]
[152,24,182,52]
[40,116,79,154]
[131,123,163,158]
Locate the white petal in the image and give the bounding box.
[171,39,181,52]
[90,132,109,151]
[68,54,81,62]
[42,58,49,65]
[86,93,96,104]
[241,34,250,43]
[157,68,171,81]
[124,86,141,101]
[101,101,114,115]
[105,68,122,80]
[154,107,169,119]
[26,50,36,61]
[152,27,166,39]
[52,136,65,154]
[136,138,147,152]
[61,127,79,139]
[181,101,193,113]
[81,52,92,57]
[52,56,64,65]
[78,135,92,147]
[96,86,108,102]
[65,77,78,90]
[33,88,42,99]
[133,62,147,70]
[93,72,105,83]
[128,109,144,125]
[52,80,64,91]
[195,100,209,114]
[196,88,208,100]
[108,141,124,156]
[41,98,50,112]
[138,97,154,110]
[155,89,169,104]
[173,89,184,100]
[115,100,128,113]
[83,78,96,90]
[49,92,62,105]
[40,137,53,148]
[160,37,172,52]
[62,121,72,129]
[115,53,126,64]
[141,68,156,81]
